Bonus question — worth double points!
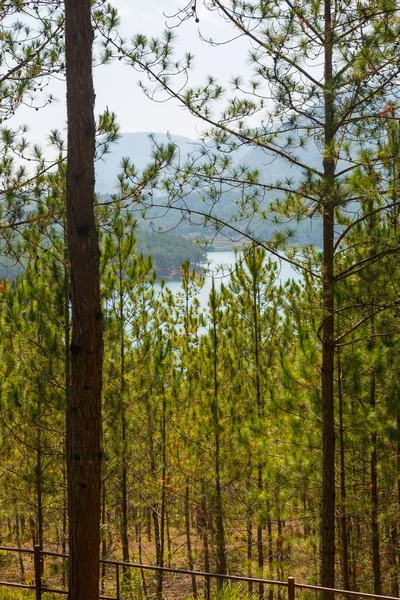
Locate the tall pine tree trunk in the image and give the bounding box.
[101,480,107,596]
[321,0,336,596]
[247,491,253,594]
[63,234,70,590]
[201,489,211,600]
[15,511,25,582]
[65,0,103,598]
[119,260,130,582]
[185,479,198,597]
[338,351,350,590]
[266,502,274,600]
[370,360,381,595]
[36,408,44,556]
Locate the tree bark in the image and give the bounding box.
[65,1,103,598]
[185,479,198,597]
[210,280,227,582]
[321,0,336,596]
[370,362,381,595]
[338,351,350,590]
[118,247,130,582]
[247,500,253,594]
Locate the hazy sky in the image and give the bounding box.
[14,0,250,148]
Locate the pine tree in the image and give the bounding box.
[65,0,102,597]
[101,4,400,593]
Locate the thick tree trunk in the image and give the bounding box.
[65,1,103,598]
[321,201,336,600]
[321,0,336,596]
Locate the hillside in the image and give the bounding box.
[96,132,323,246]
[135,227,207,278]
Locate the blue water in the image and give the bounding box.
[159,251,302,309]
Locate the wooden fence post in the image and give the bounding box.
[288,577,295,600]
[204,574,210,600]
[34,545,42,600]
[116,563,120,600]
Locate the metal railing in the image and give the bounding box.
[0,545,398,600]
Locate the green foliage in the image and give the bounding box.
[1,0,400,597]
[134,227,207,278]
[0,590,58,600]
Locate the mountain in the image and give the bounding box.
[95,131,257,194]
[95,132,198,194]
[95,131,323,246]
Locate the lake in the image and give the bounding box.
[159,250,302,308]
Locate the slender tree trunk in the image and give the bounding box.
[153,505,162,596]
[62,465,68,588]
[137,525,148,597]
[63,235,70,590]
[387,522,399,598]
[166,510,172,568]
[147,507,152,541]
[145,389,165,600]
[303,493,310,536]
[15,511,25,582]
[277,518,283,600]
[247,501,253,594]
[161,388,167,566]
[370,362,381,595]
[65,0,103,598]
[257,465,264,598]
[202,491,211,600]
[185,479,198,597]
[252,275,264,599]
[119,258,130,582]
[338,351,350,590]
[36,415,44,556]
[155,387,168,599]
[267,502,273,600]
[394,413,400,595]
[211,280,227,581]
[352,518,362,591]
[101,480,107,596]
[397,414,400,510]
[121,420,130,576]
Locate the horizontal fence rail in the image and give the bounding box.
[0,545,399,600]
